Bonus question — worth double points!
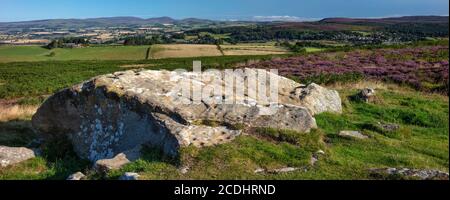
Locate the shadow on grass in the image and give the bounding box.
[0,120,37,147]
[105,145,181,180]
[0,120,90,180]
[39,135,91,180]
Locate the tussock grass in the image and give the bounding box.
[0,104,38,122]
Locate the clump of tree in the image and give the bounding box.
[123,35,174,45]
[45,37,88,49]
[191,34,223,45]
[171,33,186,40]
[124,36,157,45]
[188,23,449,45]
[280,41,307,53]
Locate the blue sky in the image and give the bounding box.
[0,0,448,22]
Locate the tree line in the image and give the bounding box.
[45,37,89,49]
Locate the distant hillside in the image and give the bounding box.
[320,16,449,24]
[273,16,449,32]
[0,16,212,29]
[0,15,448,31]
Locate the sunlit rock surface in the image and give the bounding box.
[32,69,341,162]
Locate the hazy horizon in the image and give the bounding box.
[0,0,448,22]
[1,14,449,23]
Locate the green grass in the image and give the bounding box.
[0,81,448,180]
[0,46,50,62]
[198,32,231,40]
[0,45,151,63]
[0,156,90,180]
[0,54,286,99]
[0,121,37,147]
[0,127,90,180]
[304,47,324,52]
[99,86,448,180]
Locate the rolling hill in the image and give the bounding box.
[1,15,447,30]
[0,16,213,29]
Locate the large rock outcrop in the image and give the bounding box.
[32,69,342,162]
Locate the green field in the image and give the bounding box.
[0,45,150,62]
[0,54,286,99]
[304,47,324,52]
[0,44,292,63]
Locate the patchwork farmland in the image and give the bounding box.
[0,43,292,63]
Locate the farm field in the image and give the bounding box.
[0,54,282,99]
[150,43,291,58]
[149,44,223,59]
[0,45,150,62]
[0,44,293,62]
[221,43,290,55]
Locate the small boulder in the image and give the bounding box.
[269,167,300,174]
[316,150,325,155]
[370,168,449,180]
[94,154,130,173]
[94,149,139,173]
[358,88,376,103]
[119,172,140,180]
[179,166,190,174]
[310,149,325,166]
[377,122,400,132]
[67,172,86,180]
[290,83,343,115]
[0,146,36,167]
[339,131,369,139]
[310,156,319,166]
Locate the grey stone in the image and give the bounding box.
[310,150,325,166]
[290,83,343,115]
[179,166,190,174]
[269,167,300,174]
[316,150,325,155]
[339,131,369,139]
[377,122,400,132]
[67,172,86,180]
[358,88,376,103]
[94,146,141,173]
[0,146,36,167]
[310,156,319,166]
[370,168,449,180]
[119,172,140,180]
[32,69,341,163]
